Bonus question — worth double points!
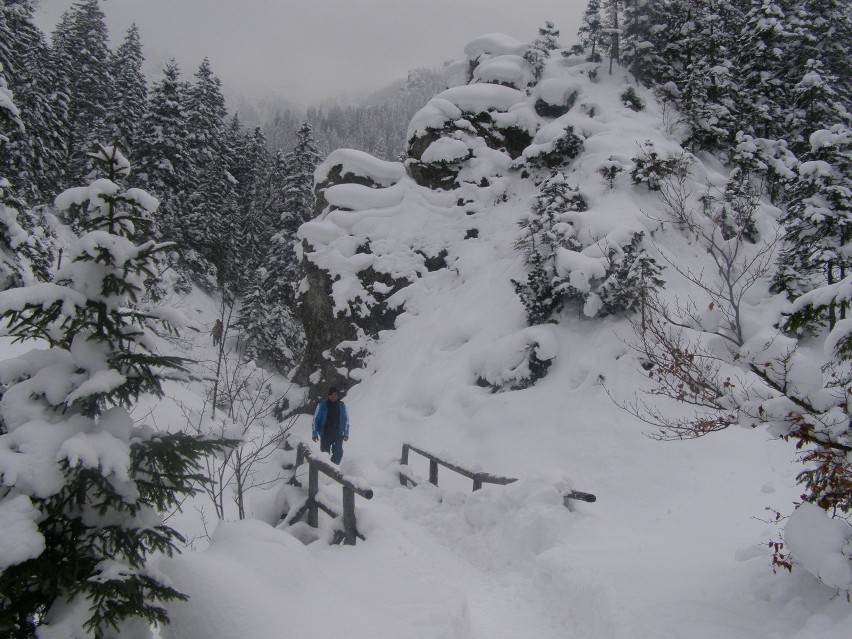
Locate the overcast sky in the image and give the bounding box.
[33,0,587,107]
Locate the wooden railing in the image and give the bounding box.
[400,443,596,506]
[286,441,373,545]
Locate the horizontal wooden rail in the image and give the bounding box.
[287,441,373,545]
[402,443,516,491]
[400,443,596,504]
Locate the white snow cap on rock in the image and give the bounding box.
[463,33,526,60]
[472,55,532,88]
[315,148,405,187]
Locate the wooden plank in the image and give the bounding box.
[308,464,319,527]
[342,486,356,546]
[298,443,373,499]
[564,490,596,503]
[405,443,516,486]
[429,459,439,486]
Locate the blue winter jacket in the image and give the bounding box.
[312,400,350,438]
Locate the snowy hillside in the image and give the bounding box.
[153,35,851,639]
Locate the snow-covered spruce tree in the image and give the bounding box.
[523,125,585,178]
[134,59,192,240]
[596,231,664,320]
[620,0,660,84]
[278,121,321,300]
[512,173,587,324]
[51,0,114,187]
[572,0,605,62]
[0,59,52,290]
[105,24,147,160]
[523,21,560,84]
[625,156,852,593]
[774,124,852,326]
[602,0,622,74]
[179,58,232,280]
[0,144,228,638]
[735,0,795,142]
[0,0,67,203]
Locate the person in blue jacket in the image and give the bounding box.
[312,387,350,464]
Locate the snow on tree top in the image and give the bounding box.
[463,33,526,60]
[315,148,405,187]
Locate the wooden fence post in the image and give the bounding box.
[342,486,356,545]
[308,463,319,528]
[472,473,483,491]
[429,459,439,486]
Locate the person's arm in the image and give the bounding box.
[312,402,324,440]
[342,403,350,439]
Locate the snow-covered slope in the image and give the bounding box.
[155,39,852,639]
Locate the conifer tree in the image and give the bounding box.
[574,0,605,62]
[774,124,852,323]
[735,0,794,141]
[186,58,227,181]
[512,173,586,324]
[283,121,321,234]
[0,0,67,202]
[51,0,113,186]
[136,60,191,197]
[602,0,622,74]
[620,0,661,83]
[135,59,192,244]
[523,21,560,83]
[106,24,147,159]
[0,143,228,637]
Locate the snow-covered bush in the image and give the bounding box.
[522,125,585,174]
[471,326,558,391]
[630,141,691,191]
[513,174,661,325]
[598,157,625,189]
[620,86,645,112]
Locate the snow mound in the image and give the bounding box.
[784,502,852,592]
[160,519,467,639]
[472,55,531,88]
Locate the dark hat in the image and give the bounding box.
[328,386,340,396]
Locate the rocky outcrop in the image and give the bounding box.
[294,35,592,398]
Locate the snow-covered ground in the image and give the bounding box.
[154,267,849,639]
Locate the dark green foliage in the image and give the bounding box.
[574,0,605,62]
[620,86,645,111]
[524,125,585,173]
[0,0,67,202]
[512,174,587,324]
[774,125,852,326]
[630,141,690,191]
[523,21,561,83]
[598,158,624,188]
[106,24,147,158]
[52,0,114,186]
[596,231,664,316]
